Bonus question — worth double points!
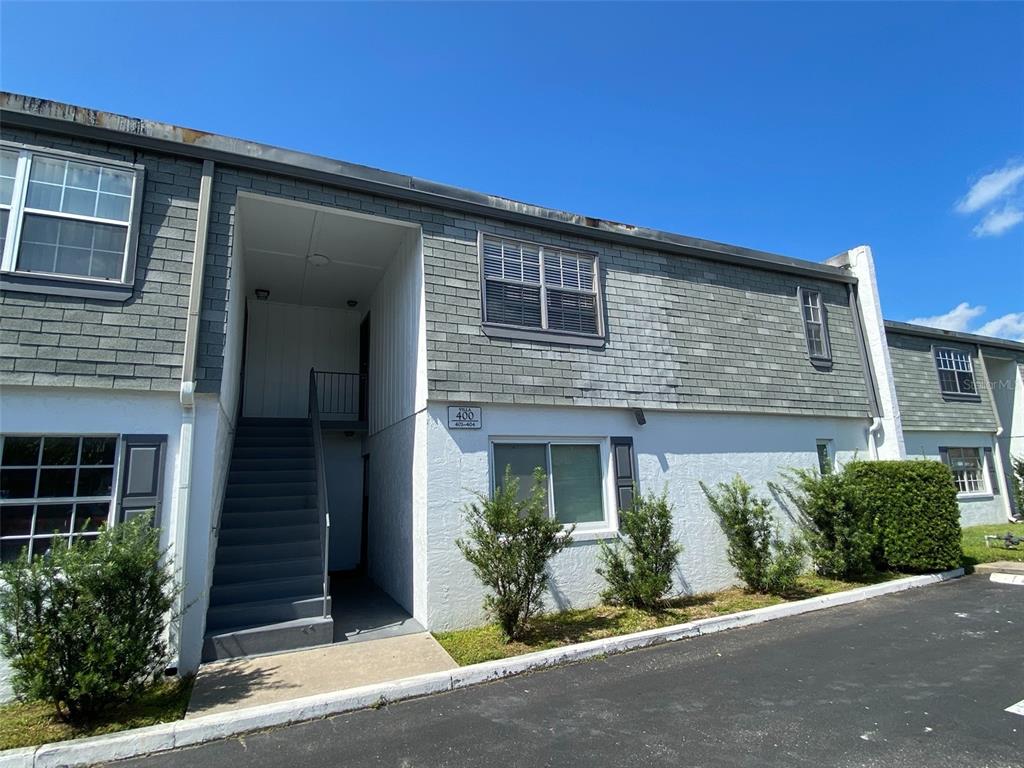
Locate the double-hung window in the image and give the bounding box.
[797,287,831,363]
[940,446,986,495]
[0,143,144,300]
[491,440,611,530]
[934,347,978,399]
[481,234,602,342]
[0,435,118,562]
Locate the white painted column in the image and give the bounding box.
[829,246,906,460]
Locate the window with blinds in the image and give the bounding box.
[481,235,600,336]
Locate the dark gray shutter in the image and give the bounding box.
[611,437,637,511]
[118,435,167,526]
[983,447,1000,495]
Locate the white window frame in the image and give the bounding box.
[488,437,617,535]
[0,434,121,561]
[944,446,990,498]
[479,232,605,347]
[0,141,144,301]
[797,286,832,363]
[933,346,980,400]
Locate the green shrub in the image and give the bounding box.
[699,476,804,595]
[457,468,572,641]
[845,460,962,572]
[772,467,877,579]
[597,491,682,610]
[0,514,178,723]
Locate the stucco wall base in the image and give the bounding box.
[423,401,874,631]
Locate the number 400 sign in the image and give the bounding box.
[447,405,482,429]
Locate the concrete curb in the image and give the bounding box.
[1,568,963,767]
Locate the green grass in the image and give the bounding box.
[434,572,899,666]
[961,523,1024,568]
[0,678,193,751]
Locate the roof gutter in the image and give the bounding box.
[883,320,1024,354]
[0,92,856,285]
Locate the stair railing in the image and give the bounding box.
[308,368,331,619]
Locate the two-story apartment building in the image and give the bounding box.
[884,322,1023,524]
[0,94,1020,692]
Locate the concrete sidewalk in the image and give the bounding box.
[186,633,457,718]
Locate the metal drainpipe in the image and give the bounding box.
[846,282,885,459]
[978,345,1013,519]
[170,159,214,671]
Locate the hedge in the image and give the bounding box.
[845,460,962,572]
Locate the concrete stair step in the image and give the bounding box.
[202,615,334,662]
[228,468,316,485]
[205,594,329,633]
[231,446,314,460]
[225,481,317,499]
[212,556,321,585]
[209,574,324,607]
[217,523,319,546]
[214,539,319,564]
[219,507,318,529]
[223,495,316,513]
[229,457,315,472]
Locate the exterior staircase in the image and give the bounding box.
[202,417,332,661]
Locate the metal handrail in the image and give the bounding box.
[308,368,331,619]
[314,370,362,421]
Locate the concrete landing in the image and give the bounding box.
[973,560,1024,574]
[186,632,457,718]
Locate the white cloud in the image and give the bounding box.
[956,161,1024,214]
[976,312,1024,342]
[908,302,986,332]
[972,205,1024,237]
[907,303,1024,342]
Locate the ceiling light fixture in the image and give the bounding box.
[307,253,329,267]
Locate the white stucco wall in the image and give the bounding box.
[368,228,426,434]
[902,430,1009,526]
[0,386,201,699]
[422,402,872,631]
[364,411,427,621]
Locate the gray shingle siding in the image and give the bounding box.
[0,128,872,416]
[0,127,201,392]
[888,332,996,431]
[200,166,871,417]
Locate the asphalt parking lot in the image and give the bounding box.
[112,574,1024,768]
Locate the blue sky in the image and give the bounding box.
[2,2,1021,338]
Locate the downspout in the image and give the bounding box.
[171,159,214,670]
[978,345,1012,519]
[847,282,884,459]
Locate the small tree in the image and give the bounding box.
[772,467,877,579]
[700,476,804,595]
[0,514,178,723]
[598,491,682,610]
[457,468,572,641]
